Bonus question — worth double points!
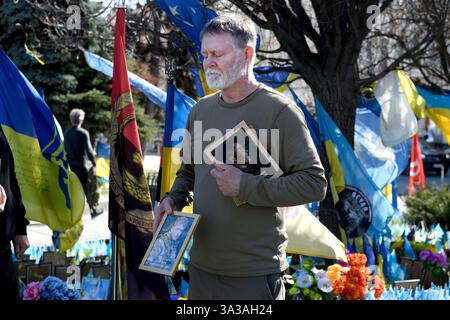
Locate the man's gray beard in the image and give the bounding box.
[205,57,246,90]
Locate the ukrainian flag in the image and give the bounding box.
[95,140,110,180]
[0,49,85,231]
[316,98,395,237]
[417,86,450,145]
[160,81,195,202]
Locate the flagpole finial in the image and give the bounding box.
[165,56,176,81]
[115,0,126,8]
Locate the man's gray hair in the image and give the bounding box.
[70,108,85,125]
[200,14,257,49]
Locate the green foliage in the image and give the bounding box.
[390,240,435,259]
[403,185,450,228]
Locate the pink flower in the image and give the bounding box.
[23,282,42,300]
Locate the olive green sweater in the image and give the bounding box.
[164,84,327,277]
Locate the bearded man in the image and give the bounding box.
[154,14,327,300]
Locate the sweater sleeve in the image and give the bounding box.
[238,104,327,207]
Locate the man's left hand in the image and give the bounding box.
[210,163,242,197]
[13,235,30,257]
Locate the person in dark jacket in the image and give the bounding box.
[64,109,103,218]
[0,125,30,300]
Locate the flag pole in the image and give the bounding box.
[111,0,126,301]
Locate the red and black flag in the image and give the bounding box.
[109,7,169,300]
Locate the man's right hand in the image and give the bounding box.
[0,184,6,213]
[153,197,176,234]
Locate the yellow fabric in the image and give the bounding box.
[3,126,85,230]
[397,70,426,119]
[160,147,193,213]
[275,73,298,92]
[382,183,393,204]
[426,108,450,145]
[324,140,345,204]
[280,205,347,262]
[59,219,84,253]
[194,53,217,96]
[95,157,110,178]
[24,44,45,65]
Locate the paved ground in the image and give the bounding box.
[27,193,110,247]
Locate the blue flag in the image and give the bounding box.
[288,87,320,150]
[0,49,85,230]
[316,99,395,237]
[154,0,218,54]
[403,236,417,260]
[83,50,194,117]
[363,234,376,267]
[355,108,409,189]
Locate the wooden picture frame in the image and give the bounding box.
[43,251,67,265]
[92,265,110,279]
[203,120,284,178]
[54,265,70,281]
[139,211,200,277]
[16,260,36,281]
[26,263,52,284]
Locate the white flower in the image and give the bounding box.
[294,269,309,281]
[296,273,313,288]
[313,269,327,281]
[317,278,333,293]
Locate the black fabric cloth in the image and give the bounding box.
[0,126,28,249]
[0,247,18,300]
[64,125,96,169]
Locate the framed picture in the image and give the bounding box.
[139,211,200,277]
[16,260,36,281]
[54,265,70,281]
[92,265,110,279]
[26,263,52,284]
[204,120,284,206]
[81,277,111,300]
[43,251,67,265]
[203,120,284,178]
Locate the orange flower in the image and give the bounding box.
[347,253,367,268]
[326,264,343,283]
[332,277,346,296]
[370,275,385,298]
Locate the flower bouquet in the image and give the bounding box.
[327,253,385,300]
[288,254,385,300]
[419,250,448,277]
[419,250,449,287]
[288,264,334,300]
[23,276,80,300]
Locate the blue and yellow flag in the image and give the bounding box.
[154,0,218,97]
[254,66,297,92]
[0,49,84,231]
[160,81,195,201]
[95,140,110,179]
[417,86,450,145]
[316,99,395,238]
[288,86,320,149]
